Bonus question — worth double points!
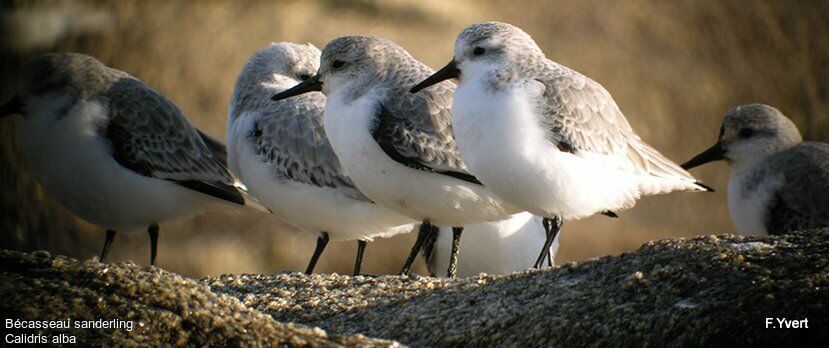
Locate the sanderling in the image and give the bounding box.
[273,35,520,277]
[227,43,416,275]
[422,212,558,277]
[411,22,711,266]
[683,103,829,235]
[1,53,268,266]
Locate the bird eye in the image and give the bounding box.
[473,47,485,56]
[739,128,755,138]
[298,73,311,81]
[332,60,345,69]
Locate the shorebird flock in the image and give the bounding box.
[2,22,827,277]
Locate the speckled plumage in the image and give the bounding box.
[321,36,473,178]
[29,53,260,208]
[459,22,699,183]
[310,35,517,227]
[229,43,364,200]
[226,43,415,249]
[12,53,267,265]
[440,22,707,224]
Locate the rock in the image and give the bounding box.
[0,250,397,346]
[2,231,827,346]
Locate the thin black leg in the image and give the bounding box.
[446,227,463,278]
[304,232,329,274]
[534,217,562,268]
[148,224,159,266]
[99,230,116,262]
[399,221,435,275]
[353,240,367,276]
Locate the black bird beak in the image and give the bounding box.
[410,60,460,93]
[0,95,22,118]
[272,74,322,101]
[682,142,725,170]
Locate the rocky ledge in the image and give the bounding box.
[2,231,827,346]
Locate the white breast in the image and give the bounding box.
[322,92,517,226]
[726,170,782,236]
[226,112,416,241]
[452,78,641,220]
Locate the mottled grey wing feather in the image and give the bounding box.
[373,74,476,182]
[535,62,694,181]
[765,142,829,234]
[101,78,248,205]
[249,92,369,202]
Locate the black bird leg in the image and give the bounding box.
[399,222,436,275]
[99,230,116,262]
[534,217,562,268]
[353,240,367,276]
[148,224,159,266]
[446,227,463,278]
[305,232,329,274]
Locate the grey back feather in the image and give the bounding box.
[231,43,369,201]
[763,142,829,234]
[535,61,695,181]
[333,36,473,177]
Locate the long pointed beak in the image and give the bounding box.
[410,60,460,93]
[682,142,725,170]
[272,75,322,101]
[0,95,22,118]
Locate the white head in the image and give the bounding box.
[682,103,802,171]
[272,35,427,101]
[410,22,545,93]
[230,42,320,121]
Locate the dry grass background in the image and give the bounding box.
[1,0,827,277]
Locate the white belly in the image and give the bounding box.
[19,98,228,232]
[727,171,779,236]
[430,212,555,277]
[322,92,517,226]
[227,113,416,241]
[452,80,642,220]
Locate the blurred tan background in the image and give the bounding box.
[1,0,827,277]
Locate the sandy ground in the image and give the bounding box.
[2,229,827,346]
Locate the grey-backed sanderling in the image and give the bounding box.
[683,103,829,235]
[273,35,520,277]
[411,22,711,266]
[423,212,558,277]
[1,53,268,266]
[227,42,416,275]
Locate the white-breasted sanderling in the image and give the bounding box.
[1,53,268,266]
[273,35,521,277]
[227,42,416,275]
[411,22,711,266]
[683,103,829,235]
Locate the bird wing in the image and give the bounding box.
[765,142,829,234]
[534,62,696,182]
[372,80,481,185]
[245,91,370,202]
[100,78,265,210]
